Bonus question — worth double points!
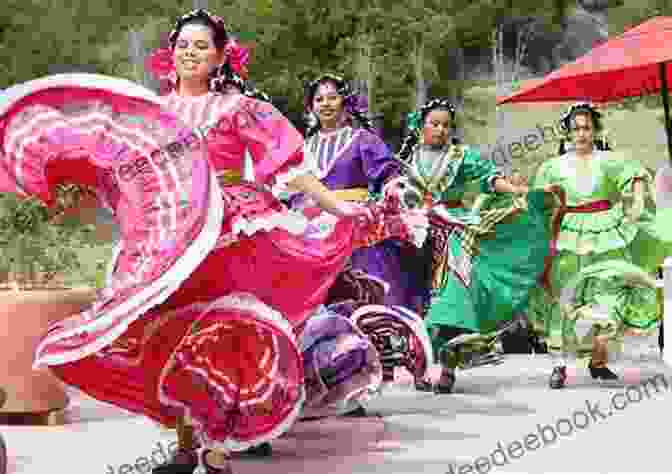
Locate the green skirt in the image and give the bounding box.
[528,259,660,360]
[425,190,553,357]
[527,238,666,359]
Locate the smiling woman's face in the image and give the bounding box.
[570,112,595,154]
[312,81,345,127]
[172,23,223,83]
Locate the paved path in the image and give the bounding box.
[3,338,671,474]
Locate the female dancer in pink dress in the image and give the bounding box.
[148,16,383,461]
[0,9,426,474]
[157,20,390,434]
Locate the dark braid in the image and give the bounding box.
[303,73,373,137]
[397,130,421,164]
[169,9,229,49]
[210,63,271,102]
[557,102,610,155]
[397,98,458,163]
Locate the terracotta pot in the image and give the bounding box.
[0,287,95,422]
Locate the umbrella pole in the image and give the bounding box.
[659,62,672,163]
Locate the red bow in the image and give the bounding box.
[145,48,176,81]
[145,38,251,87]
[224,39,250,79]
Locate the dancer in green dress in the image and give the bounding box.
[527,103,670,388]
[384,98,555,393]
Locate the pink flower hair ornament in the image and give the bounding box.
[224,39,250,79]
[145,9,251,91]
[145,38,250,85]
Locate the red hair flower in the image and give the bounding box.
[224,39,250,79]
[145,47,177,94]
[145,47,176,81]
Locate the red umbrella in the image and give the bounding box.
[497,16,672,161]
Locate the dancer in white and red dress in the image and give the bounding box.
[0,9,427,474]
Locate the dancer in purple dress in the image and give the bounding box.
[295,75,424,311]
[290,75,433,394]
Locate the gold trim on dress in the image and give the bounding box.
[331,188,369,202]
[217,169,243,186]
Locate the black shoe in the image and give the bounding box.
[200,449,233,474]
[342,405,367,417]
[414,378,433,392]
[300,415,325,422]
[529,335,549,354]
[382,367,395,383]
[433,373,455,394]
[549,366,567,389]
[462,351,504,369]
[236,442,272,457]
[151,448,198,474]
[501,329,532,354]
[588,362,619,381]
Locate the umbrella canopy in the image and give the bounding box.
[497,16,672,162]
[497,16,672,104]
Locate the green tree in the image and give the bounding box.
[2,0,583,131]
[0,0,176,88]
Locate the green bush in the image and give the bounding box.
[0,187,107,288]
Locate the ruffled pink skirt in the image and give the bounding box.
[0,74,416,449]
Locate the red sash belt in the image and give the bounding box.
[439,200,463,208]
[423,190,464,208]
[540,198,612,293]
[566,200,612,212]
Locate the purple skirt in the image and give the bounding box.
[350,241,426,311]
[298,307,381,418]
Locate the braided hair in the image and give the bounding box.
[303,73,373,137]
[558,102,611,155]
[169,9,271,102]
[397,98,458,163]
[210,63,271,102]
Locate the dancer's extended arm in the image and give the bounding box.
[286,173,354,216]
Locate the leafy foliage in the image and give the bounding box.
[0,187,100,287]
[0,0,622,129]
[0,0,173,88]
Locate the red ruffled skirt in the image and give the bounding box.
[0,75,416,450]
